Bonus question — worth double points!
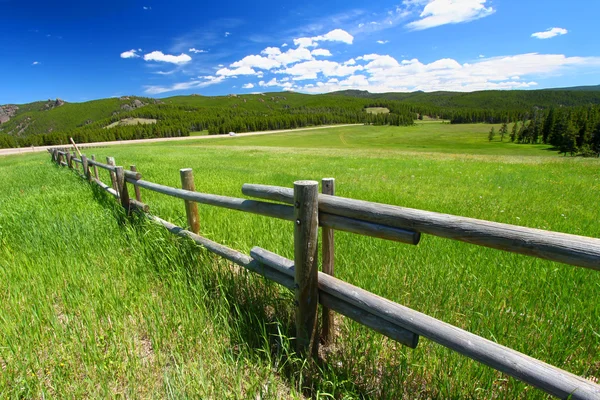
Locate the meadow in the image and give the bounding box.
[1,122,599,398]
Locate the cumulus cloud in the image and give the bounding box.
[216,66,258,76]
[299,52,600,94]
[277,60,364,81]
[225,32,231,37]
[242,83,255,89]
[143,6,151,10]
[376,40,389,44]
[259,78,293,89]
[311,49,332,57]
[293,28,354,48]
[144,51,191,64]
[189,48,207,54]
[32,61,40,65]
[120,49,140,59]
[406,0,495,30]
[531,27,568,39]
[144,75,225,94]
[231,54,280,70]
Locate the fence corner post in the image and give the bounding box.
[91,155,99,180]
[321,177,335,344]
[180,168,200,234]
[115,166,130,213]
[81,155,91,181]
[294,180,319,357]
[106,157,118,191]
[130,165,142,202]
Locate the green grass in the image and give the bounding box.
[1,123,599,398]
[200,121,554,156]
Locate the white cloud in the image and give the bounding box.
[189,48,207,54]
[143,6,151,10]
[32,61,40,65]
[376,40,389,44]
[281,43,288,47]
[216,66,258,76]
[258,78,293,89]
[277,60,364,81]
[479,54,485,58]
[311,48,332,57]
[143,51,191,64]
[242,83,255,89]
[231,54,280,70]
[312,29,354,44]
[225,32,231,37]
[301,52,600,93]
[531,27,568,39]
[406,0,495,30]
[144,76,225,94]
[293,28,354,49]
[120,49,140,59]
[294,37,317,48]
[271,47,314,65]
[358,23,365,28]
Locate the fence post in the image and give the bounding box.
[66,152,73,169]
[91,155,99,180]
[115,166,130,212]
[57,151,63,165]
[294,180,319,356]
[130,165,142,202]
[81,155,91,181]
[52,149,58,163]
[321,177,335,344]
[180,168,200,234]
[106,157,118,192]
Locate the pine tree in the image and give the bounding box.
[488,127,496,141]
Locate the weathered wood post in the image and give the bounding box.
[321,177,335,344]
[294,180,319,356]
[115,166,130,212]
[66,152,73,169]
[81,155,91,181]
[91,155,99,180]
[52,149,58,163]
[180,168,200,234]
[73,152,79,171]
[130,165,142,202]
[106,157,118,192]
[57,151,63,165]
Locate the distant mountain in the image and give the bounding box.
[327,87,600,109]
[541,85,600,91]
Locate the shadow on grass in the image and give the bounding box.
[83,177,421,399]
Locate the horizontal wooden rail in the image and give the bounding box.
[242,184,600,271]
[92,177,149,212]
[88,158,142,179]
[73,157,82,164]
[127,178,419,244]
[251,247,600,399]
[149,216,418,348]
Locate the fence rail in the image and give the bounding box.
[47,146,600,399]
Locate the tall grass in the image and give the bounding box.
[1,124,599,398]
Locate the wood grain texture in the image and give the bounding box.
[106,157,118,192]
[81,155,91,181]
[129,166,142,201]
[321,178,335,344]
[91,155,100,179]
[180,168,200,234]
[242,184,600,270]
[114,166,130,212]
[294,180,319,356]
[249,247,600,399]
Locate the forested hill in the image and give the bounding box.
[329,88,600,109]
[1,87,600,149]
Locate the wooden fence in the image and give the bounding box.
[48,147,600,399]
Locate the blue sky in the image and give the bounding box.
[1,0,599,104]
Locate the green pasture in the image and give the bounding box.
[1,123,598,398]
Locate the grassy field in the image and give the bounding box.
[1,123,599,398]
[201,122,554,156]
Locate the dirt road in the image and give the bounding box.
[0,124,359,157]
